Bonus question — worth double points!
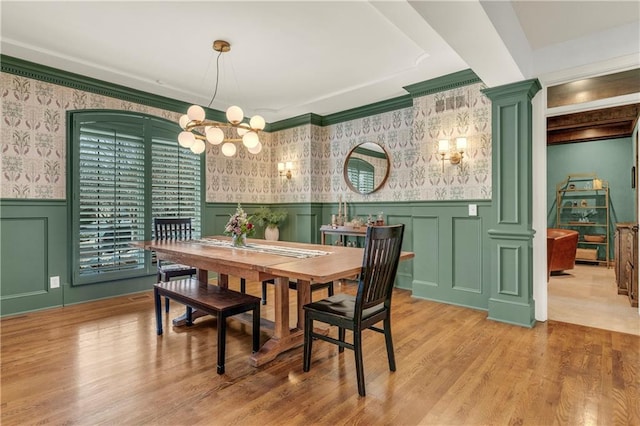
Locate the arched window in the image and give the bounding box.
[69,111,203,285]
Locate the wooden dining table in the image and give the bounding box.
[134,236,414,367]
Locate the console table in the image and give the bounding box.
[320,225,368,245]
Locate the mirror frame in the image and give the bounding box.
[343,142,391,195]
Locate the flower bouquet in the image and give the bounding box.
[224,204,255,247]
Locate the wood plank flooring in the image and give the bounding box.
[549,264,640,335]
[1,278,639,425]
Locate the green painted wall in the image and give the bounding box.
[547,137,635,258]
[2,199,493,316]
[1,201,159,316]
[202,201,492,304]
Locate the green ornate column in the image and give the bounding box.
[482,79,541,327]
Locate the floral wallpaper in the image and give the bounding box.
[0,73,180,199]
[1,72,491,203]
[265,82,492,204]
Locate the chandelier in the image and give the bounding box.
[177,40,265,156]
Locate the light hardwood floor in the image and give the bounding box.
[2,278,639,425]
[548,264,640,336]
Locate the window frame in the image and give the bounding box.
[68,110,205,286]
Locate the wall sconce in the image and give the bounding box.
[278,161,292,180]
[438,137,467,172]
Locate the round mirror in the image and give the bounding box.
[343,142,390,194]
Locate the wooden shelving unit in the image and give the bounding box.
[556,174,610,266]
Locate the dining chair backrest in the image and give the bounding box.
[154,218,192,241]
[355,224,405,317]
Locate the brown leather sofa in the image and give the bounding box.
[547,228,579,280]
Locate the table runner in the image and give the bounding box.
[190,238,331,259]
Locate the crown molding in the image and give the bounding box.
[267,113,324,132]
[2,55,488,132]
[321,95,412,126]
[403,69,481,98]
[0,55,229,122]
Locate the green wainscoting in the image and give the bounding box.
[1,201,65,314]
[410,203,490,309]
[1,200,157,316]
[3,199,496,320]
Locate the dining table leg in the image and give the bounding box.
[295,279,311,330]
[250,275,307,367]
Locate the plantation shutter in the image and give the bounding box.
[347,158,375,193]
[71,112,203,286]
[75,120,146,282]
[151,133,201,238]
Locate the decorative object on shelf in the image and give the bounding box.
[593,178,602,190]
[253,207,287,241]
[437,137,467,173]
[278,162,293,180]
[336,195,347,226]
[556,173,610,266]
[576,248,598,261]
[351,216,364,227]
[177,40,266,156]
[224,204,255,247]
[572,208,597,223]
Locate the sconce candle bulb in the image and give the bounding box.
[278,162,292,180]
[438,137,467,173]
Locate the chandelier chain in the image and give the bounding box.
[207,48,223,109]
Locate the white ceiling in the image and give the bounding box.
[1,1,638,123]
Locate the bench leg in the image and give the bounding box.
[154,288,163,335]
[217,311,226,374]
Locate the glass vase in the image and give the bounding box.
[232,233,247,247]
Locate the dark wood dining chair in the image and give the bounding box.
[154,218,197,312]
[302,224,405,397]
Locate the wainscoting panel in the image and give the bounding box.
[411,215,440,292]
[411,202,490,310]
[496,103,520,225]
[1,201,64,314]
[452,217,483,294]
[497,243,521,296]
[387,214,414,289]
[1,217,48,296]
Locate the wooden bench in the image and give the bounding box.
[153,278,261,374]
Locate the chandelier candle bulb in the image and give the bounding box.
[226,106,244,124]
[205,126,224,145]
[247,142,262,155]
[221,142,237,157]
[187,105,206,122]
[178,131,196,148]
[191,139,206,154]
